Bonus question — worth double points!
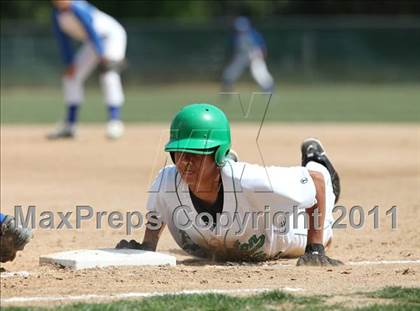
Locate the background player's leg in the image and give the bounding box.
[221,55,248,92]
[48,44,98,139]
[249,56,274,92]
[100,71,125,139]
[63,44,99,124]
[101,28,127,139]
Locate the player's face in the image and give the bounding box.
[52,0,72,10]
[174,152,218,187]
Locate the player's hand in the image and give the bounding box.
[98,57,110,73]
[98,57,127,73]
[115,239,154,251]
[64,64,75,78]
[262,49,267,59]
[297,243,343,267]
[99,56,108,66]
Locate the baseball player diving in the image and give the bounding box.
[0,213,32,263]
[116,103,343,266]
[222,17,274,93]
[48,0,127,140]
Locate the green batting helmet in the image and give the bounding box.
[165,103,231,166]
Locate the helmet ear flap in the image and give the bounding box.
[214,145,230,167]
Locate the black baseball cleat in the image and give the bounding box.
[0,216,32,263]
[47,123,76,140]
[301,138,341,203]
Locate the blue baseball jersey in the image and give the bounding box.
[52,0,123,65]
[232,29,267,56]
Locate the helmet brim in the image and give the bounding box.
[165,148,215,155]
[164,138,222,154]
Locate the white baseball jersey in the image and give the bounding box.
[147,160,335,261]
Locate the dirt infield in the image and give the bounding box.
[1,124,419,306]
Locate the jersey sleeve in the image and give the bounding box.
[70,2,104,57]
[147,165,179,219]
[146,169,166,214]
[52,11,74,65]
[237,163,317,211]
[271,166,316,209]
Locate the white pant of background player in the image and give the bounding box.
[223,49,274,91]
[61,10,127,138]
[63,33,126,108]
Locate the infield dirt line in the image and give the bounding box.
[0,271,30,278]
[1,259,419,279]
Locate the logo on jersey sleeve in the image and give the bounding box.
[300,177,308,184]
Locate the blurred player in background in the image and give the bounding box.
[48,0,127,140]
[222,16,274,92]
[0,213,32,263]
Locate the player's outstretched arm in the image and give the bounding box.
[141,224,166,251]
[297,171,343,266]
[115,223,165,251]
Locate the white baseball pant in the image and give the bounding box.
[223,50,274,91]
[62,26,127,107]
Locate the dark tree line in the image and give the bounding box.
[1,0,419,23]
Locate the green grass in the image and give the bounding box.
[1,83,419,124]
[344,287,420,311]
[3,287,420,311]
[1,291,325,311]
[367,287,420,304]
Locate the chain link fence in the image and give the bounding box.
[1,17,420,87]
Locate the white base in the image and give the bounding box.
[39,248,176,270]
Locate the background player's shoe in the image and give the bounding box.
[301,138,341,203]
[0,216,32,263]
[47,123,76,140]
[106,120,124,140]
